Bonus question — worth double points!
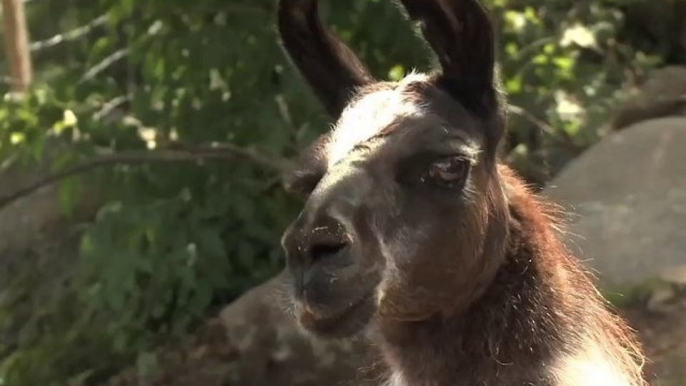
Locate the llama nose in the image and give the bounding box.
[306,218,350,263]
[282,212,352,268]
[282,165,368,268]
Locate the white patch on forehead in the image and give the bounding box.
[326,72,430,167]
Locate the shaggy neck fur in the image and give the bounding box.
[373,166,646,386]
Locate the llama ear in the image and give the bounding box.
[278,0,375,118]
[397,0,498,116]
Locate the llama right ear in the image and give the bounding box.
[397,0,498,117]
[278,0,375,118]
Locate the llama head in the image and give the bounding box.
[278,0,510,337]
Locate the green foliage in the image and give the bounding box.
[0,0,679,384]
[491,0,664,179]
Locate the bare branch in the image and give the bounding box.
[79,48,129,83]
[507,104,580,149]
[30,14,108,51]
[511,37,556,62]
[0,152,20,174]
[0,142,293,211]
[507,104,557,137]
[93,94,131,121]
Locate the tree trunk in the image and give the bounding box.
[2,0,33,93]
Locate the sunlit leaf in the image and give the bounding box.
[561,24,598,48]
[388,64,406,81]
[504,11,526,32]
[9,132,25,145]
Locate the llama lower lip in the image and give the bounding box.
[299,292,375,337]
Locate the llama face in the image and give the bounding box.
[281,74,509,337]
[277,0,507,337]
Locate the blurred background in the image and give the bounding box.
[1,0,685,385]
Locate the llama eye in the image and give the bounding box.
[428,157,469,188]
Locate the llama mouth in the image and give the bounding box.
[298,292,376,337]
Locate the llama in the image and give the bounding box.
[276,0,647,385]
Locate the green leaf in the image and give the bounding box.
[506,74,523,94]
[58,177,82,217]
[388,64,405,81]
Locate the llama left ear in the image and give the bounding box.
[397,0,499,117]
[278,0,376,118]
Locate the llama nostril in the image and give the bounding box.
[309,242,348,262]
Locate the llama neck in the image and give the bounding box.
[374,216,564,386]
[372,191,644,386]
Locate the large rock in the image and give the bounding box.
[0,139,101,259]
[611,66,686,131]
[543,117,686,289]
[0,146,102,357]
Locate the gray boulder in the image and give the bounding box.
[543,117,686,289]
[0,145,102,358]
[611,66,686,131]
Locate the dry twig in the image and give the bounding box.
[0,142,292,211]
[30,14,108,51]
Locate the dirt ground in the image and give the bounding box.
[623,302,686,386]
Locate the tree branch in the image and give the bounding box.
[0,142,293,211]
[30,14,108,51]
[79,48,129,83]
[507,104,581,149]
[507,104,558,137]
[92,94,131,121]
